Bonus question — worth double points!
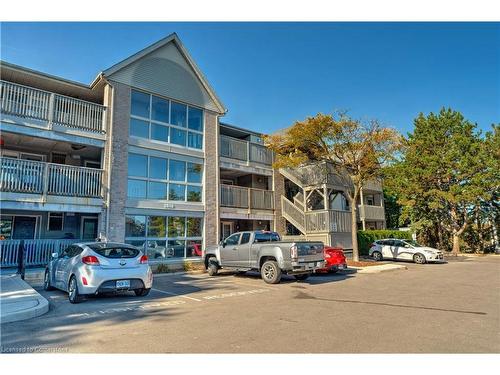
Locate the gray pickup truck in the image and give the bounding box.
[203,231,325,284]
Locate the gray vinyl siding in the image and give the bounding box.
[107,42,219,113]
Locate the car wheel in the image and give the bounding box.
[43,269,54,291]
[372,251,383,261]
[329,268,338,274]
[261,260,282,284]
[413,253,426,264]
[294,273,310,281]
[134,288,151,297]
[207,258,219,276]
[68,276,84,304]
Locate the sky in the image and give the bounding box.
[1,22,498,135]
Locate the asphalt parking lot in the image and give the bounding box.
[1,256,499,353]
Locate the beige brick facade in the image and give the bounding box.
[203,112,220,247]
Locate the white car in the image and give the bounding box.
[44,242,153,303]
[369,239,444,264]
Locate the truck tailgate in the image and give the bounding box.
[294,242,324,262]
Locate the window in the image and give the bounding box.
[187,217,202,237]
[130,90,204,149]
[0,216,13,240]
[127,153,202,202]
[128,179,147,198]
[51,153,66,164]
[168,216,186,237]
[171,102,187,127]
[254,232,280,243]
[170,127,186,146]
[125,215,203,260]
[130,118,149,138]
[128,153,147,177]
[187,185,202,202]
[131,90,150,118]
[125,216,146,237]
[148,216,167,237]
[188,107,203,131]
[151,123,168,142]
[240,232,251,244]
[149,157,168,180]
[169,183,186,201]
[151,96,169,123]
[187,163,202,183]
[169,160,186,181]
[225,233,240,246]
[48,213,64,231]
[148,182,168,199]
[90,245,140,259]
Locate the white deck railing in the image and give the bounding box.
[220,135,273,166]
[0,239,81,267]
[0,157,103,198]
[220,184,274,210]
[0,80,106,133]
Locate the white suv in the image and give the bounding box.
[369,239,444,264]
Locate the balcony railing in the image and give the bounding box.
[305,210,352,233]
[0,80,106,134]
[220,184,274,210]
[220,135,273,166]
[358,204,385,221]
[0,157,103,198]
[0,239,81,267]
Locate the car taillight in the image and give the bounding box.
[290,245,298,261]
[82,255,100,265]
[140,255,148,264]
[370,243,376,248]
[324,251,331,258]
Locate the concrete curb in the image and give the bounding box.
[1,275,49,324]
[349,264,408,274]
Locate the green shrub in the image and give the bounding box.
[155,263,170,274]
[357,230,413,256]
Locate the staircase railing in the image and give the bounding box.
[281,196,306,233]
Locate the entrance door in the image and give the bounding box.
[81,217,98,240]
[221,221,234,240]
[12,216,37,239]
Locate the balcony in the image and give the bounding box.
[0,80,106,134]
[358,204,385,221]
[220,184,274,210]
[220,135,273,166]
[0,157,103,199]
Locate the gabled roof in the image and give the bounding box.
[100,33,226,114]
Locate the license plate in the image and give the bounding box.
[308,263,315,268]
[337,264,345,270]
[116,280,130,289]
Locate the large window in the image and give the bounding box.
[130,89,204,150]
[127,153,203,202]
[125,215,203,259]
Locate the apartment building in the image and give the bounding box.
[0,33,385,266]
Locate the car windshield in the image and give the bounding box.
[405,240,423,247]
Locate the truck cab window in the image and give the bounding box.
[225,233,240,246]
[240,233,251,244]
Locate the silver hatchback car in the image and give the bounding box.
[44,242,153,303]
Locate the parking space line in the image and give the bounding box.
[151,288,203,302]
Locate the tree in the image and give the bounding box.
[265,112,401,261]
[384,109,497,254]
[383,189,404,229]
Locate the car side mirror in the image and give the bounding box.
[221,241,226,248]
[51,252,59,259]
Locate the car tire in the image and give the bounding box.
[207,258,219,276]
[261,260,282,284]
[43,269,54,291]
[134,288,151,297]
[413,253,426,264]
[68,275,84,304]
[372,251,383,261]
[329,268,338,274]
[294,273,310,281]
